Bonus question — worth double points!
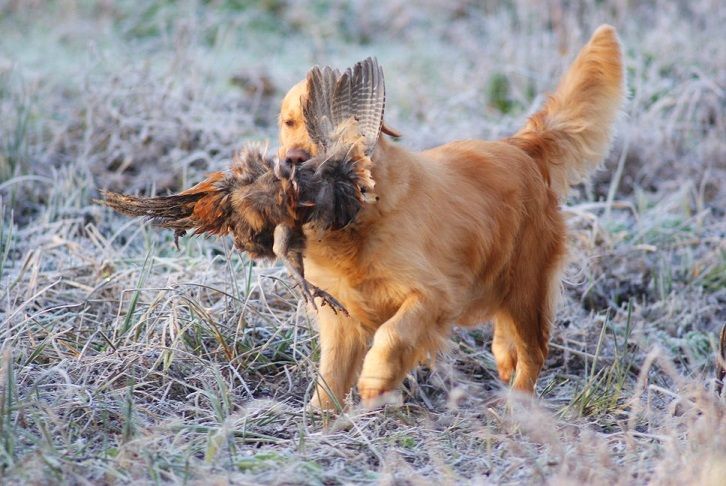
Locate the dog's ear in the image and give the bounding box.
[381,121,400,138]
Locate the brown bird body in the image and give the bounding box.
[101,142,359,314]
[100,58,386,315]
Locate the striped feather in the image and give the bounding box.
[305,57,386,156]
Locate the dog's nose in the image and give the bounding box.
[284,148,311,165]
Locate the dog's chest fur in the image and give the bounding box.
[302,221,407,328]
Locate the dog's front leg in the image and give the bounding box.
[357,294,440,408]
[309,304,369,411]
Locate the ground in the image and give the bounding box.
[0,1,724,484]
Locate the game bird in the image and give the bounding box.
[100,58,386,315]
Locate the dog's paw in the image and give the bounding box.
[495,360,516,384]
[358,387,403,409]
[307,383,352,413]
[307,393,343,413]
[357,374,403,409]
[492,344,518,384]
[306,395,325,412]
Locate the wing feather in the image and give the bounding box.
[304,57,386,155]
[303,65,339,152]
[355,57,386,154]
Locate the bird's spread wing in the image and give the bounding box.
[304,57,386,155]
[303,65,339,152]
[332,57,385,155]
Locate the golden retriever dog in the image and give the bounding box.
[278,25,624,409]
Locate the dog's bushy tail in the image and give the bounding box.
[510,24,625,198]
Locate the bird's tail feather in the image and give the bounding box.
[98,171,232,238]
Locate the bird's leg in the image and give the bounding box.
[273,224,349,316]
[174,229,186,250]
[284,252,317,310]
[273,225,315,306]
[290,250,349,316]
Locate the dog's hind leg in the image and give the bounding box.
[505,305,551,393]
[501,265,560,393]
[499,199,564,393]
[492,313,519,384]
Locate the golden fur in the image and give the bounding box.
[278,25,625,409]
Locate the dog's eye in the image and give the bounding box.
[284,120,295,127]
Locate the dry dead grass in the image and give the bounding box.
[1,1,724,484]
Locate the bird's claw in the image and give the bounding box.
[173,229,186,250]
[311,287,349,316]
[298,284,318,310]
[297,282,349,316]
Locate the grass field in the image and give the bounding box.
[1,1,724,484]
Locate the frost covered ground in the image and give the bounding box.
[0,1,724,484]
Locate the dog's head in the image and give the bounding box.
[277,60,400,166]
[278,78,316,164]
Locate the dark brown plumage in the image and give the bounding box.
[101,146,286,259]
[99,58,386,315]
